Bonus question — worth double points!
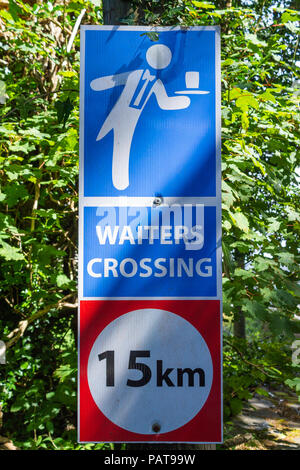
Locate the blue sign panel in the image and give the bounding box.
[80,26,221,300]
[82,27,218,198]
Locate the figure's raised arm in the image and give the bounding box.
[151,79,190,110]
[90,71,132,91]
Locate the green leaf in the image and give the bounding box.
[8,0,23,21]
[285,280,300,297]
[255,387,270,397]
[286,206,300,222]
[8,141,33,154]
[46,392,56,400]
[0,9,14,23]
[46,421,54,433]
[284,21,300,34]
[232,212,249,233]
[230,397,243,416]
[236,94,259,112]
[285,377,300,392]
[192,1,215,8]
[229,88,242,100]
[281,11,299,23]
[222,240,235,276]
[231,241,250,254]
[245,33,267,47]
[269,314,294,335]
[260,89,276,103]
[140,32,159,42]
[234,268,253,279]
[4,183,29,207]
[10,402,23,413]
[254,256,275,272]
[241,112,249,130]
[222,219,232,231]
[20,128,51,141]
[0,241,24,260]
[284,22,299,33]
[54,98,74,126]
[278,252,294,266]
[56,274,71,288]
[242,300,268,321]
[268,218,281,232]
[54,364,76,382]
[249,155,266,175]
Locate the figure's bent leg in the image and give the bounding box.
[112,128,133,190]
[111,108,140,190]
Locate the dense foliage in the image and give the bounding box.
[0,0,299,450]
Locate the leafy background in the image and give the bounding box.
[0,0,299,450]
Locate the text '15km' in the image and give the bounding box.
[98,350,206,388]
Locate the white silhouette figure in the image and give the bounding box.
[90,44,209,190]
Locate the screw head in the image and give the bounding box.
[152,422,161,433]
[153,197,162,207]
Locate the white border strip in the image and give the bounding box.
[83,197,218,207]
[81,25,220,32]
[80,296,220,303]
[215,25,223,445]
[78,25,85,446]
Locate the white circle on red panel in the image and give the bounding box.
[87,308,213,435]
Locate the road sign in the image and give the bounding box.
[79,26,222,443]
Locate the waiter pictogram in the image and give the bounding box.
[90,44,209,190]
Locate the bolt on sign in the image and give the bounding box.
[79,26,222,443]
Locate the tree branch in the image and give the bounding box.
[223,338,276,379]
[5,293,77,350]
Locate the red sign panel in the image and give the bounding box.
[79,300,221,443]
